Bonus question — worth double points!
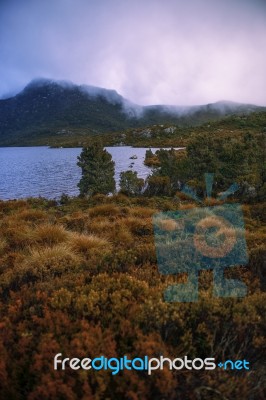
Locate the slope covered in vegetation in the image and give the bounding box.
[0,79,265,147]
[49,110,266,148]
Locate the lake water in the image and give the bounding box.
[0,146,180,200]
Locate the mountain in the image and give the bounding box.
[0,78,265,146]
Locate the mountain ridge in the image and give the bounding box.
[0,78,265,146]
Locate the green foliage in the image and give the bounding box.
[77,143,115,196]
[145,148,190,196]
[145,149,153,159]
[143,127,265,201]
[145,175,171,196]
[186,130,265,196]
[119,170,144,196]
[144,149,161,167]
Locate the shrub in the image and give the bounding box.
[119,170,144,196]
[145,176,171,196]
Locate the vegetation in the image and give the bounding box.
[77,143,115,196]
[0,194,265,399]
[1,79,265,147]
[143,129,265,200]
[119,170,144,196]
[46,110,266,148]
[0,106,265,398]
[144,149,161,167]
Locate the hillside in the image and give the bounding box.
[43,110,266,148]
[0,78,265,146]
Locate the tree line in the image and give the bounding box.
[77,130,265,201]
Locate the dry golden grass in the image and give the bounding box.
[23,244,81,278]
[1,244,82,289]
[111,226,134,247]
[134,243,156,264]
[27,223,70,246]
[112,193,132,204]
[2,224,32,250]
[179,203,196,210]
[60,211,89,232]
[125,217,153,236]
[157,218,178,232]
[15,209,48,223]
[68,233,112,255]
[128,206,157,218]
[86,218,135,246]
[0,199,28,213]
[88,204,121,218]
[87,217,116,236]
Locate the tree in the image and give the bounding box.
[77,143,115,196]
[119,170,144,196]
[145,175,171,196]
[145,148,190,196]
[156,148,190,189]
[186,132,264,195]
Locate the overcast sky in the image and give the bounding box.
[0,0,265,105]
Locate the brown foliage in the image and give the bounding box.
[0,197,265,399]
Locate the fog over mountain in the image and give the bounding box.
[0,0,266,106]
[0,78,265,147]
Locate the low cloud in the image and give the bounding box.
[0,0,265,105]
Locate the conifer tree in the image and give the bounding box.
[119,170,144,196]
[77,143,115,196]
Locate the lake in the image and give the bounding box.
[0,146,181,200]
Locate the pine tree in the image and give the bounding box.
[119,170,144,196]
[77,143,115,196]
